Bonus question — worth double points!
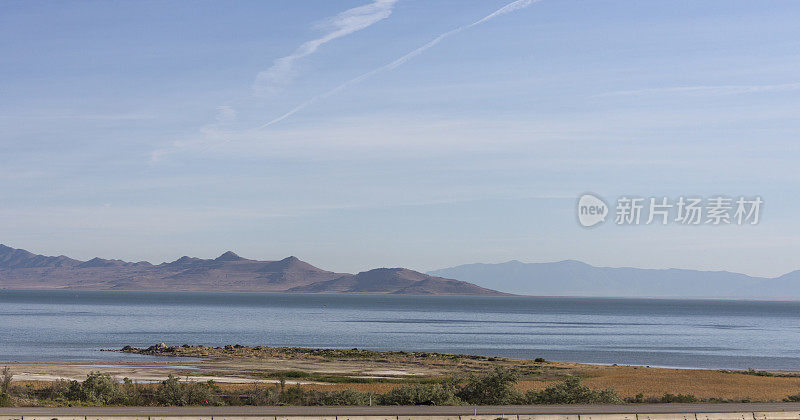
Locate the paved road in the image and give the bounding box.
[2,403,800,416]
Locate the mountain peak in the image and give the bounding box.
[215,251,242,261]
[269,255,313,271]
[163,256,202,267]
[78,257,126,268]
[360,267,427,282]
[288,267,506,296]
[0,244,81,269]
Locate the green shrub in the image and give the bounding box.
[318,388,373,406]
[278,384,316,405]
[66,372,123,405]
[155,375,220,406]
[659,393,696,403]
[526,376,622,404]
[242,385,279,405]
[457,367,524,405]
[785,393,800,402]
[0,392,12,407]
[119,377,151,406]
[380,382,461,406]
[628,393,645,403]
[35,379,70,402]
[1,366,11,394]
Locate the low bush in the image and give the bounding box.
[526,376,623,404]
[0,392,12,407]
[626,392,697,404]
[785,393,800,402]
[1,367,14,407]
[380,382,461,405]
[242,385,279,406]
[155,375,220,406]
[66,372,124,405]
[659,393,696,403]
[1,367,12,394]
[457,367,524,405]
[316,388,373,406]
[269,384,372,406]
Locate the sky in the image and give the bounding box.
[1,0,799,277]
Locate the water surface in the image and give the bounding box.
[1,290,798,370]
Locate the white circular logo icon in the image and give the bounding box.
[577,193,608,227]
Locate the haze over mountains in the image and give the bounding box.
[428,260,800,299]
[0,244,503,296]
[5,243,799,299]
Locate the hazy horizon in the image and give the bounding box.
[4,242,800,281]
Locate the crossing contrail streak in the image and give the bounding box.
[257,0,542,129]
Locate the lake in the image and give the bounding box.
[1,289,798,370]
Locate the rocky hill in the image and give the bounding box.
[0,244,506,296]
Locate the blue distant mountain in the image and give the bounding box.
[429,260,800,299]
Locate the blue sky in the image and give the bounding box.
[1,0,799,277]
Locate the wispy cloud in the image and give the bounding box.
[257,0,542,129]
[151,0,539,161]
[252,0,398,96]
[598,82,800,97]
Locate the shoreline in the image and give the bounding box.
[4,345,800,403]
[7,287,800,302]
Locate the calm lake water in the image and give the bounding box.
[1,290,799,370]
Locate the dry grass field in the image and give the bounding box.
[520,366,800,401]
[256,368,800,402]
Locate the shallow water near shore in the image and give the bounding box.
[1,289,799,370]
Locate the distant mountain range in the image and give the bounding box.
[6,243,797,299]
[0,244,504,296]
[428,260,800,299]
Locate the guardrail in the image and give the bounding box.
[3,413,800,420]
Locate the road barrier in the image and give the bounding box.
[4,413,800,420]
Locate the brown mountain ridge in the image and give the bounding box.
[0,244,507,296]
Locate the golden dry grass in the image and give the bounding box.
[516,366,800,401]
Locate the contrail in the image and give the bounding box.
[257,0,542,129]
[253,0,398,96]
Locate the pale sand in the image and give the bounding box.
[3,362,328,385]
